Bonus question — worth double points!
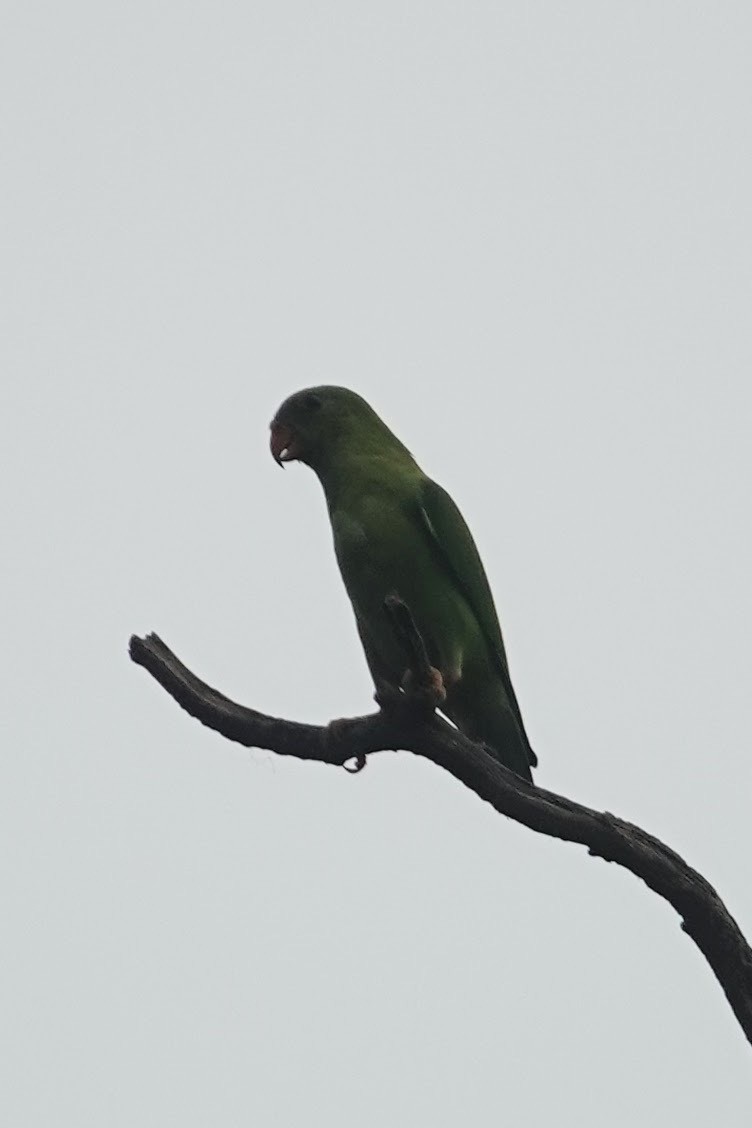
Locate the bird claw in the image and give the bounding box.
[327,717,367,773]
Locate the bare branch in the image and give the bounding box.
[129,628,752,1047]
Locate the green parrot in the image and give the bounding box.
[269,386,536,782]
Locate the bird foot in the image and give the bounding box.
[326,717,367,773]
[373,680,404,712]
[401,665,447,710]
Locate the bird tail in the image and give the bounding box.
[447,698,535,783]
[483,709,535,783]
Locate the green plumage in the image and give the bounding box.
[270,386,536,782]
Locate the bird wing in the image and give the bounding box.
[416,477,536,764]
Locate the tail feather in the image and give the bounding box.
[481,710,534,783]
[446,697,535,783]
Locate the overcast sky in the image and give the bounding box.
[3,2,752,1124]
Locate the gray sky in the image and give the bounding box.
[3,1,751,1124]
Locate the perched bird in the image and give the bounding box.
[269,386,536,782]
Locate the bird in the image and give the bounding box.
[269,385,536,782]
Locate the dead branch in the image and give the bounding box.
[129,614,752,1048]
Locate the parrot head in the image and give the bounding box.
[269,385,387,470]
